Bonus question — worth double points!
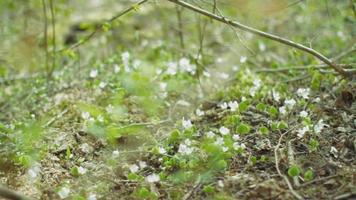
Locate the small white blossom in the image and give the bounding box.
[159,82,167,91]
[158,147,167,154]
[97,115,104,122]
[203,70,211,77]
[232,134,240,141]
[215,137,224,146]
[218,72,229,79]
[112,150,120,157]
[279,106,287,115]
[219,126,230,135]
[217,180,224,188]
[114,64,120,73]
[313,97,321,103]
[81,112,91,120]
[272,90,281,102]
[166,62,178,75]
[206,131,215,138]
[297,88,310,99]
[228,101,239,112]
[133,60,141,69]
[182,118,193,129]
[297,126,309,138]
[179,58,196,75]
[259,42,266,51]
[139,161,147,169]
[99,82,107,89]
[196,108,205,116]
[284,99,296,109]
[233,142,246,150]
[184,139,192,146]
[79,143,91,154]
[58,187,70,199]
[146,173,160,183]
[78,166,87,175]
[87,194,97,200]
[240,56,247,63]
[299,111,308,118]
[219,102,228,109]
[89,69,98,78]
[314,119,328,134]
[106,105,114,114]
[178,144,193,155]
[253,79,261,88]
[222,147,229,152]
[129,164,139,173]
[28,163,41,180]
[249,87,257,97]
[121,52,130,64]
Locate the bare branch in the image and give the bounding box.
[167,0,354,79]
[0,185,31,200]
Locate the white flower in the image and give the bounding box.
[58,187,70,199]
[179,57,196,75]
[133,60,141,69]
[215,137,224,146]
[313,97,320,103]
[279,106,287,115]
[139,161,147,169]
[146,173,160,183]
[297,126,309,138]
[222,147,229,152]
[81,112,90,120]
[178,144,193,155]
[314,119,328,134]
[97,115,104,122]
[297,88,310,99]
[203,71,211,77]
[218,72,229,79]
[259,42,266,51]
[299,111,308,118]
[217,180,224,187]
[196,108,205,116]
[206,131,215,138]
[159,82,167,91]
[184,139,192,146]
[228,101,239,112]
[106,105,114,114]
[233,142,246,150]
[112,150,120,157]
[219,126,230,135]
[272,90,280,102]
[99,82,107,89]
[182,118,193,129]
[129,164,139,173]
[249,87,257,97]
[88,194,97,200]
[253,79,261,88]
[78,166,87,175]
[240,56,247,63]
[166,62,178,75]
[232,134,240,141]
[121,52,130,64]
[158,147,167,154]
[89,69,98,78]
[284,99,296,109]
[219,102,228,109]
[28,163,41,180]
[114,64,120,73]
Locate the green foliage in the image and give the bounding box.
[308,138,319,152]
[259,126,269,135]
[288,165,301,177]
[304,169,314,181]
[236,123,251,135]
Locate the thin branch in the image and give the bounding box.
[176,5,185,51]
[274,128,303,200]
[256,63,356,73]
[58,0,149,52]
[167,0,354,79]
[332,44,356,62]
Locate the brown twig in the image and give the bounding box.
[58,0,149,52]
[167,0,354,79]
[274,129,303,200]
[42,0,50,83]
[49,0,56,77]
[256,63,355,73]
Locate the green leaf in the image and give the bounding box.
[203,185,215,194]
[239,101,250,112]
[236,123,251,135]
[70,166,79,177]
[278,121,288,129]
[102,22,111,32]
[137,187,150,199]
[256,103,266,111]
[308,138,319,152]
[259,126,269,135]
[304,169,314,181]
[214,159,227,171]
[268,106,278,118]
[288,165,301,177]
